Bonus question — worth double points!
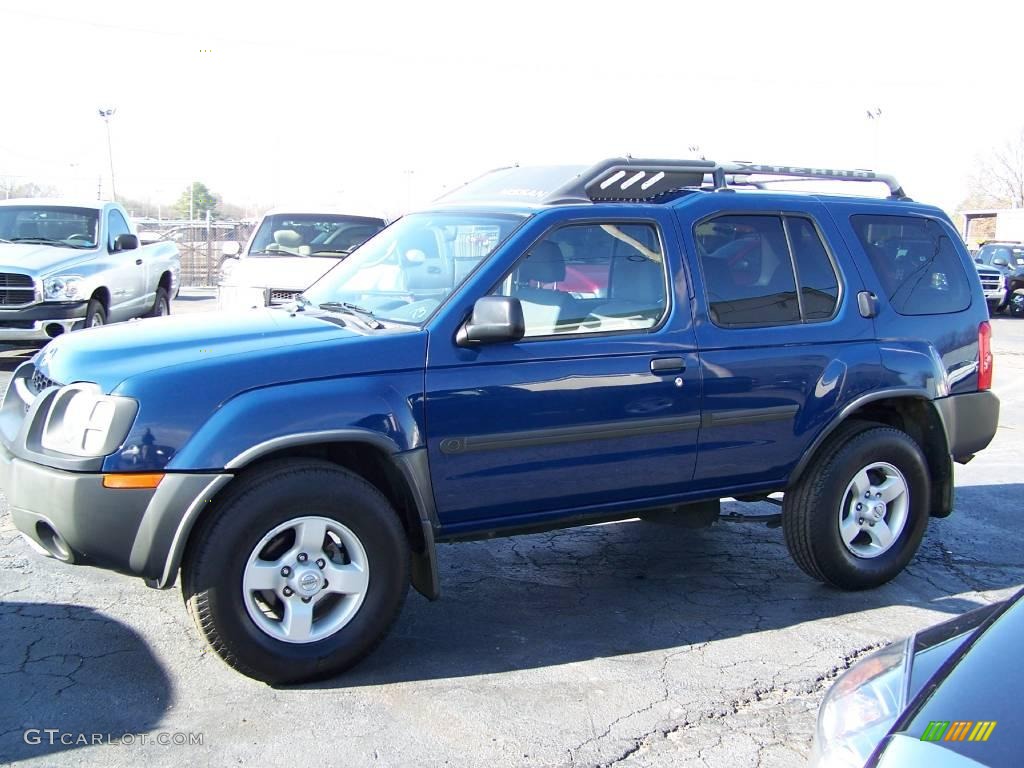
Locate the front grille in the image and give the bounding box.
[978,273,1002,291]
[0,272,35,307]
[27,366,62,395]
[268,289,302,306]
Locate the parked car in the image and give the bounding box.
[0,199,180,341]
[0,158,999,684]
[973,241,1024,314]
[217,209,387,310]
[810,586,1023,767]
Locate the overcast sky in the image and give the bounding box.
[1,0,1021,217]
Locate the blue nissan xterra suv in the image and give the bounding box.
[0,159,1000,683]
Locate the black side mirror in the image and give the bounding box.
[113,233,139,252]
[457,296,526,346]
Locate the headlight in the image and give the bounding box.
[810,640,909,768]
[40,383,138,457]
[43,275,85,301]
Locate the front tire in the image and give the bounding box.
[183,460,409,684]
[85,298,107,328]
[783,423,930,590]
[146,286,171,318]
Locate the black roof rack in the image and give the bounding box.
[543,157,909,204]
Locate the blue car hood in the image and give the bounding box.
[35,308,419,392]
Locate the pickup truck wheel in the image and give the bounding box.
[146,286,171,318]
[85,298,107,328]
[782,423,929,590]
[182,459,409,684]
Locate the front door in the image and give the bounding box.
[425,213,702,536]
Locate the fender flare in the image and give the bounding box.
[786,387,946,487]
[157,429,440,599]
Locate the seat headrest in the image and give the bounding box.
[519,241,566,283]
[610,255,664,303]
[273,229,303,248]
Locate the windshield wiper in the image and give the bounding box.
[318,301,384,329]
[9,237,89,248]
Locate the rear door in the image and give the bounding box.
[424,209,702,536]
[679,195,875,490]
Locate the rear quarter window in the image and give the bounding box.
[850,215,971,315]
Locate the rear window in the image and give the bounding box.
[851,215,971,315]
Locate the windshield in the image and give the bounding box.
[248,214,386,257]
[0,205,99,248]
[302,211,525,324]
[985,245,1024,266]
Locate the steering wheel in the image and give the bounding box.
[66,233,93,243]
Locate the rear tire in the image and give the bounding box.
[783,422,929,590]
[182,459,409,684]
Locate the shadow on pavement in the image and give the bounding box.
[0,603,172,762]
[307,485,1024,689]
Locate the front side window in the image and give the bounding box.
[695,215,800,327]
[851,215,971,315]
[0,205,99,249]
[108,209,130,250]
[490,223,668,337]
[248,214,386,257]
[302,212,524,324]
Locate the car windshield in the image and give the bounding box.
[302,211,525,324]
[248,214,386,257]
[0,205,99,248]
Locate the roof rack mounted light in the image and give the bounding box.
[545,157,718,204]
[543,157,908,204]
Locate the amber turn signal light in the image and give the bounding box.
[102,473,165,489]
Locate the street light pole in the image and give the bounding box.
[98,108,117,200]
[866,107,882,168]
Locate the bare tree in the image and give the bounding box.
[977,128,1024,208]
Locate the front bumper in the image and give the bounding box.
[0,440,229,586]
[0,301,89,341]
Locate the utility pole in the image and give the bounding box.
[98,108,117,200]
[189,181,194,222]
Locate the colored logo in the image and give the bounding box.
[921,720,996,743]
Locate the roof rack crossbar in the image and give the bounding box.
[543,157,908,204]
[717,163,908,199]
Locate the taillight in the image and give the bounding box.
[978,321,993,391]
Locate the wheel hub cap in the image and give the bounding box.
[241,515,370,644]
[838,461,910,559]
[295,569,322,595]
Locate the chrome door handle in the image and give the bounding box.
[651,357,685,373]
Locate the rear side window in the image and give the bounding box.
[695,214,841,327]
[787,217,840,320]
[851,215,971,315]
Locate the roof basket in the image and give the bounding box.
[543,157,908,204]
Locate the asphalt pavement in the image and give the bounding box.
[1,295,1022,767]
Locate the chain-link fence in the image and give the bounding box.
[138,222,255,287]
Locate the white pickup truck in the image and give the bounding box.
[0,199,181,342]
[217,209,386,310]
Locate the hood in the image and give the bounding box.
[36,308,371,392]
[0,242,95,275]
[223,255,341,290]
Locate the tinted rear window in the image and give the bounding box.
[851,215,971,315]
